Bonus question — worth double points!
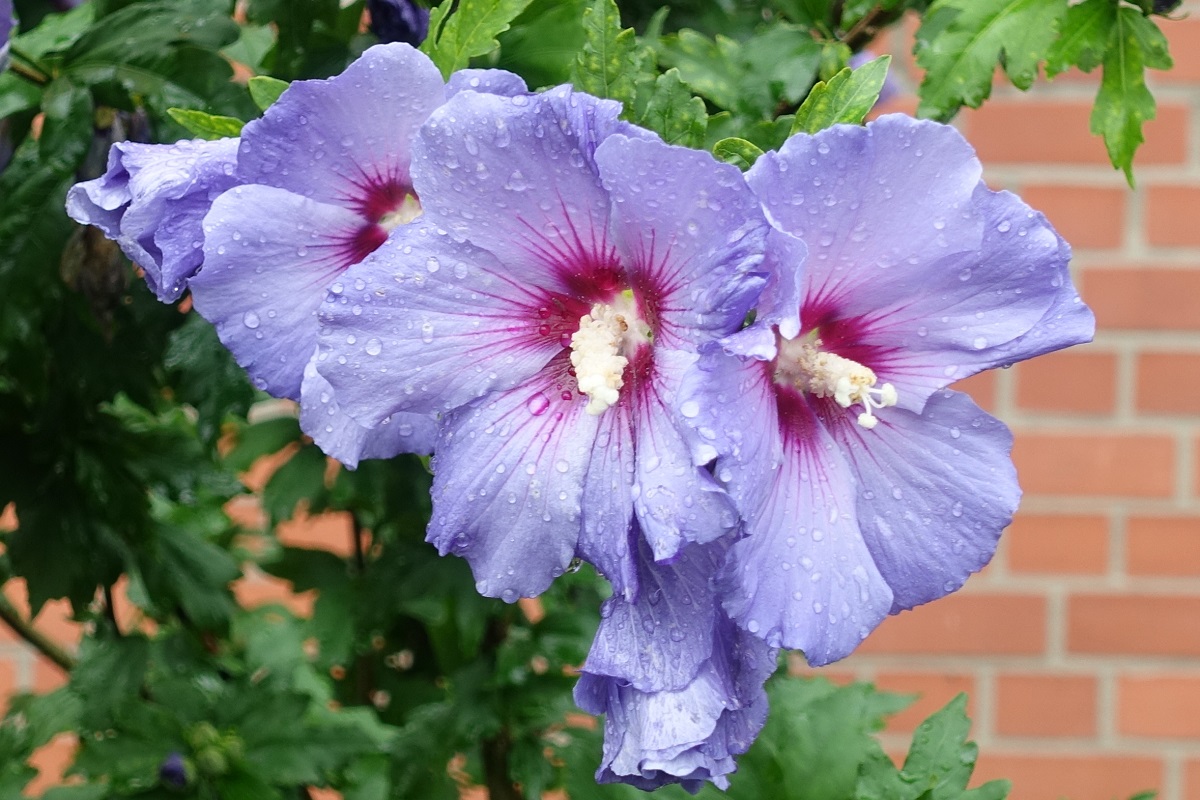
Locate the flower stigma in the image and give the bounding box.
[378,193,422,232]
[775,334,898,429]
[569,291,650,416]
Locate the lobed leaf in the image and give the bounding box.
[915,0,1069,121]
[421,0,534,79]
[791,54,891,135]
[712,137,765,170]
[167,107,246,140]
[637,68,707,147]
[570,0,648,110]
[1045,0,1116,77]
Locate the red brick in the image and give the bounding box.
[32,660,68,694]
[1069,595,1200,656]
[1128,516,1200,576]
[1188,758,1200,800]
[963,101,1188,165]
[995,674,1097,737]
[859,593,1045,655]
[1137,351,1200,414]
[26,733,78,797]
[1161,18,1200,82]
[1020,185,1126,250]
[1011,432,1174,498]
[873,671,975,734]
[1005,514,1108,574]
[277,510,356,559]
[1014,350,1116,415]
[1083,268,1200,332]
[950,371,997,413]
[1119,674,1200,737]
[1146,186,1200,246]
[973,753,1162,800]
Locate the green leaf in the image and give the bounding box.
[248,75,289,111]
[37,78,93,167]
[0,73,43,119]
[1091,6,1163,185]
[915,0,1069,120]
[9,3,95,61]
[570,0,648,109]
[166,108,246,140]
[961,780,1013,800]
[421,0,535,79]
[1045,0,1116,77]
[225,416,302,473]
[636,69,706,147]
[712,137,765,170]
[71,636,152,728]
[791,55,891,135]
[262,444,329,524]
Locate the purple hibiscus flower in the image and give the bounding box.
[66,137,240,303]
[1,0,14,73]
[679,115,1095,666]
[367,0,430,46]
[574,533,776,790]
[316,86,770,602]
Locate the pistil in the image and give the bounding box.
[569,293,650,416]
[776,336,898,429]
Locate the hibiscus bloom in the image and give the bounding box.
[574,533,776,790]
[680,115,1095,665]
[317,86,769,601]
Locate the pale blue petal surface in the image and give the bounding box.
[190,185,367,398]
[445,69,528,99]
[300,357,436,468]
[427,358,597,601]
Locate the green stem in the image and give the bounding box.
[842,3,905,53]
[0,592,76,672]
[8,44,51,85]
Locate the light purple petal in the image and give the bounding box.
[66,138,239,301]
[300,357,436,468]
[189,184,365,399]
[575,537,776,791]
[631,349,739,562]
[426,359,597,601]
[718,395,894,665]
[578,405,638,600]
[757,225,807,340]
[445,69,529,99]
[316,222,564,425]
[412,85,623,286]
[829,389,1016,612]
[1,1,14,74]
[237,43,443,210]
[594,134,769,349]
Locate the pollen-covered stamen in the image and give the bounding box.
[378,194,422,232]
[569,294,650,416]
[776,336,898,429]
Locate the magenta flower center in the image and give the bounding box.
[348,180,422,265]
[773,330,898,429]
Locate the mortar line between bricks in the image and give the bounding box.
[1098,664,1118,747]
[1110,508,1129,581]
[965,575,1200,593]
[1162,752,1183,800]
[1112,341,1139,424]
[1046,587,1067,663]
[1179,428,1196,505]
[1128,183,1148,254]
[875,731,1197,758]
[1073,251,1200,266]
[975,666,996,748]
[848,655,1200,672]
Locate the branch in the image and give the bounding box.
[103,583,122,637]
[8,45,51,86]
[0,592,76,672]
[842,3,906,53]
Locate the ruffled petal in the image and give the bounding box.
[593,135,769,348]
[189,184,367,398]
[66,138,239,301]
[444,69,529,99]
[426,358,596,601]
[719,394,894,665]
[237,43,443,209]
[316,221,563,425]
[300,357,435,468]
[828,389,1017,612]
[631,349,739,561]
[412,85,624,290]
[757,225,807,340]
[575,537,776,792]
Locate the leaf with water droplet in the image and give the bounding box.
[791,55,891,136]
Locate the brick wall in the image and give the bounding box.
[4,7,1200,799]
[823,9,1200,800]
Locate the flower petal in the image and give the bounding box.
[300,357,435,468]
[578,404,638,600]
[316,222,562,425]
[575,537,776,792]
[594,134,769,348]
[66,138,239,301]
[412,85,624,290]
[237,43,443,209]
[828,389,1017,612]
[189,184,365,399]
[445,69,528,99]
[718,394,894,665]
[426,358,596,601]
[631,349,739,562]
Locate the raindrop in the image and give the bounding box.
[243,311,260,329]
[365,338,382,356]
[526,393,550,416]
[680,400,700,418]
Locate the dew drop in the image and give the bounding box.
[365,338,382,356]
[526,392,550,416]
[242,311,260,329]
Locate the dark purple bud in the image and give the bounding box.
[367,0,430,46]
[158,752,191,789]
[1,0,15,73]
[1152,0,1181,12]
